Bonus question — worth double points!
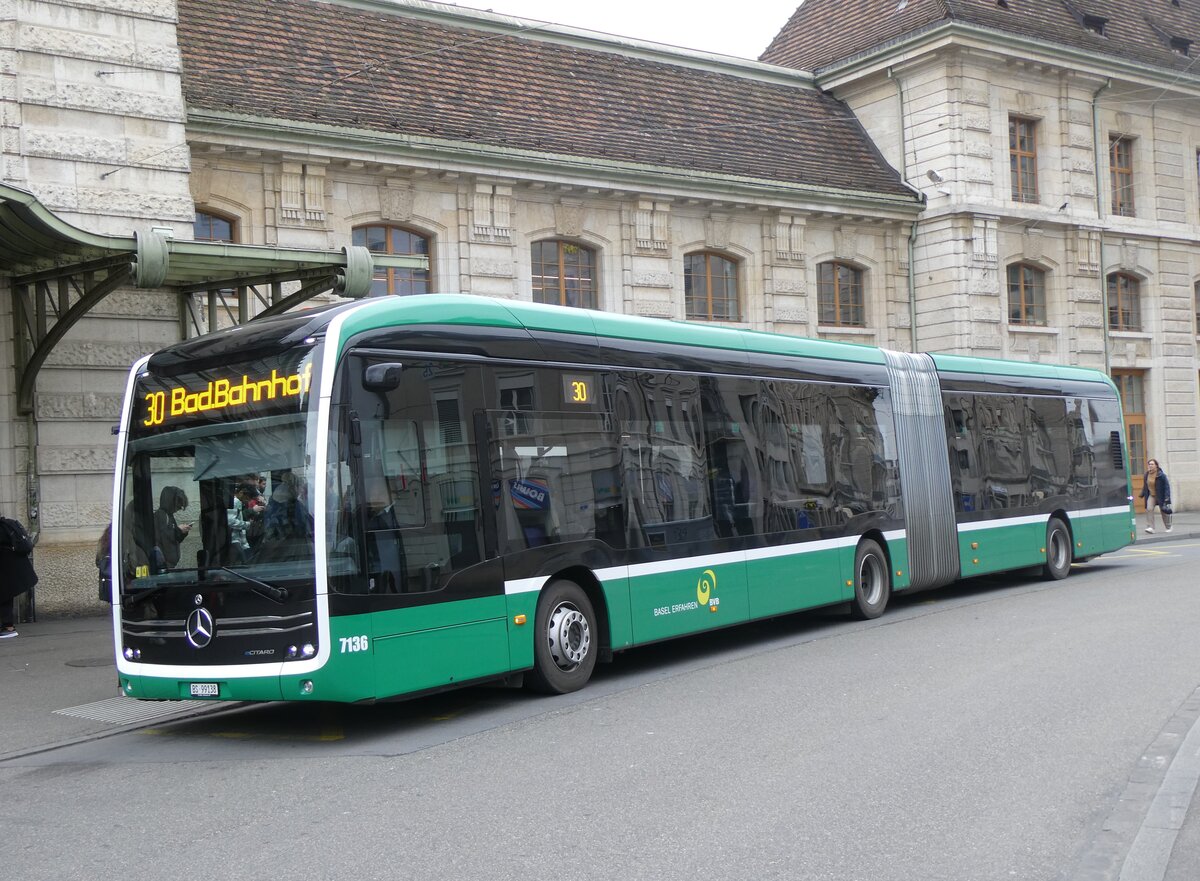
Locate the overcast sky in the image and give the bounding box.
[445,1,803,60]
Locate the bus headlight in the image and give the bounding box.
[301,643,316,657]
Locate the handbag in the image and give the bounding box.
[1162,501,1173,515]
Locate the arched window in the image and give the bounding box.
[1107,272,1141,331]
[1006,263,1046,325]
[531,240,596,309]
[194,210,236,242]
[817,261,865,327]
[352,224,432,296]
[684,252,739,321]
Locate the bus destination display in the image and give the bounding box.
[135,358,315,433]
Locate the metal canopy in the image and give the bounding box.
[0,182,414,290]
[0,183,425,414]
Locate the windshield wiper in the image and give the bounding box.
[218,566,290,604]
[121,583,173,608]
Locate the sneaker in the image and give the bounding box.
[0,628,16,639]
[1145,527,1155,534]
[1166,526,1173,533]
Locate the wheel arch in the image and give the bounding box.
[545,565,611,657]
[860,528,894,573]
[1049,509,1074,539]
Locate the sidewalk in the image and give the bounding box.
[0,615,227,762]
[0,615,124,760]
[1135,508,1200,544]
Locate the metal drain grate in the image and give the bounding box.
[53,696,215,726]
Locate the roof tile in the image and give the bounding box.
[176,0,914,199]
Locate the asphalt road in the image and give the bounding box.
[5,542,1200,881]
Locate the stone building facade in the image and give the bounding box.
[1,0,194,611]
[762,0,1200,506]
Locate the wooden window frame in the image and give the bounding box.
[194,209,237,243]
[1008,117,1039,204]
[1107,272,1142,331]
[1110,136,1135,217]
[817,261,866,328]
[684,251,740,321]
[351,223,433,296]
[1006,263,1047,325]
[531,239,597,310]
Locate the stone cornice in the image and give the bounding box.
[815,21,1200,97]
[186,111,925,219]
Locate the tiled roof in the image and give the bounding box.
[762,0,951,70]
[175,0,915,200]
[761,0,1200,74]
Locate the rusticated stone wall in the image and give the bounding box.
[1,0,192,615]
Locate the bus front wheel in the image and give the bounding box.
[528,579,598,695]
[1043,518,1073,580]
[851,539,890,620]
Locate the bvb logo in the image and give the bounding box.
[697,568,716,606]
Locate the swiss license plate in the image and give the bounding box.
[189,682,219,697]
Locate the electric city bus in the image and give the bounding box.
[108,294,1135,702]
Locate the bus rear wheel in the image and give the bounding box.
[528,579,597,695]
[1042,517,1073,580]
[851,538,890,620]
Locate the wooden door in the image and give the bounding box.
[1112,370,1146,509]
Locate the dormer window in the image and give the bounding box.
[1170,36,1191,55]
[1083,14,1107,35]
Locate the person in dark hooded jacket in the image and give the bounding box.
[153,485,192,569]
[0,513,37,638]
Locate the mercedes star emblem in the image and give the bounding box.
[185,607,215,648]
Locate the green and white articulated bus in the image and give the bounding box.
[109,295,1135,702]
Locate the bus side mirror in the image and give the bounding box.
[364,363,404,392]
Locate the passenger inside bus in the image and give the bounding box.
[153,485,191,570]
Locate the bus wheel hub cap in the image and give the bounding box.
[548,604,589,669]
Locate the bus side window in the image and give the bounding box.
[944,395,977,513]
[617,372,712,549]
[700,376,759,538]
[361,418,423,594]
[490,409,624,553]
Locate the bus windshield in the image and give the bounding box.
[118,349,321,596]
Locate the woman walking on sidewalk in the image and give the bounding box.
[1141,458,1173,535]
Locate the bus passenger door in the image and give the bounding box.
[618,372,749,643]
[488,399,634,665]
[350,357,510,697]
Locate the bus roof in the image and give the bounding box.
[331,294,1114,387]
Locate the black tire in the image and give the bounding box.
[851,539,890,620]
[527,579,598,695]
[1042,517,1073,580]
